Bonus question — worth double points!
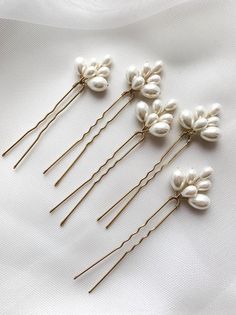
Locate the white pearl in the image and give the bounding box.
[165,99,177,112]
[160,113,173,124]
[193,117,208,131]
[147,74,161,84]
[83,66,96,78]
[179,110,193,129]
[102,54,112,67]
[141,83,161,99]
[145,113,158,128]
[151,60,163,74]
[97,66,110,78]
[90,58,97,67]
[131,76,145,90]
[136,101,149,122]
[188,194,210,210]
[126,65,139,84]
[152,99,163,114]
[200,126,220,142]
[74,57,85,74]
[196,179,211,191]
[149,121,170,137]
[186,168,197,184]
[200,166,213,179]
[171,169,186,191]
[181,185,198,198]
[209,103,221,116]
[87,76,108,92]
[207,116,220,126]
[141,62,151,77]
[195,106,206,118]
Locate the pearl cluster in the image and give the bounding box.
[179,103,221,142]
[74,55,112,92]
[136,99,177,137]
[171,166,213,210]
[126,61,163,99]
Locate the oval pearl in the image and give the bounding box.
[200,126,220,142]
[160,113,173,124]
[188,194,210,210]
[149,121,170,137]
[200,166,213,179]
[207,116,220,127]
[179,110,193,129]
[165,99,177,112]
[195,106,206,118]
[126,65,139,84]
[141,83,161,99]
[181,185,198,198]
[147,74,161,84]
[151,60,163,74]
[136,101,149,122]
[84,66,96,78]
[74,56,85,74]
[131,76,145,90]
[171,169,186,191]
[186,168,197,184]
[196,179,211,191]
[141,62,151,77]
[209,103,221,116]
[145,113,158,127]
[152,99,163,114]
[97,66,110,78]
[193,117,208,131]
[102,54,112,67]
[87,76,108,92]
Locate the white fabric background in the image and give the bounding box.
[0,0,236,314]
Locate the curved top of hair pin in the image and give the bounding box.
[179,103,221,142]
[135,98,177,137]
[171,166,213,210]
[74,55,112,92]
[126,60,163,99]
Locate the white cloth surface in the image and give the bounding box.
[0,0,236,314]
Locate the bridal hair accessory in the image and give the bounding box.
[43,60,163,186]
[2,55,112,168]
[97,103,221,228]
[74,166,213,293]
[50,97,177,226]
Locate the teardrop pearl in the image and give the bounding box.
[207,116,220,127]
[181,185,198,198]
[97,66,110,78]
[90,58,97,67]
[87,76,108,92]
[188,194,210,210]
[83,66,96,78]
[193,117,208,131]
[131,76,145,90]
[102,54,112,67]
[141,83,161,99]
[165,99,177,112]
[74,57,85,74]
[145,113,158,128]
[160,113,173,124]
[151,60,163,74]
[209,103,221,116]
[200,166,213,179]
[196,179,211,191]
[126,66,139,84]
[200,126,220,142]
[147,74,161,84]
[149,121,170,137]
[186,168,197,184]
[136,101,149,122]
[141,62,151,77]
[171,169,186,191]
[152,99,162,114]
[195,106,206,118]
[179,110,193,129]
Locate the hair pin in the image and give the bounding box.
[74,166,213,293]
[2,55,112,168]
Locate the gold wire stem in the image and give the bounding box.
[43,90,132,175]
[13,85,85,169]
[54,94,135,186]
[2,81,82,157]
[97,132,189,223]
[59,135,145,227]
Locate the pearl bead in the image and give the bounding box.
[87,76,108,92]
[141,62,151,77]
[97,66,110,78]
[74,57,85,74]
[209,103,221,116]
[83,66,96,78]
[186,168,197,184]
[193,117,208,130]
[152,99,162,114]
[102,54,112,67]
[195,106,206,118]
[207,116,220,126]
[141,83,161,99]
[188,194,210,210]
[181,185,198,198]
[200,166,213,179]
[200,126,220,142]
[151,60,163,74]
[171,169,186,191]
[179,110,193,129]
[136,101,149,122]
[90,58,97,67]
[160,113,173,124]
[165,99,177,112]
[126,66,139,84]
[147,74,161,84]
[132,76,145,90]
[145,113,158,128]
[196,179,211,191]
[149,121,170,137]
